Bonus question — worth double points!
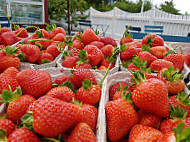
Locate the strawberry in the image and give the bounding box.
[38,53,54,64]
[164,53,184,71]
[158,131,176,142]
[120,37,133,45]
[19,44,40,63]
[49,26,66,39]
[113,90,129,101]
[76,79,101,105]
[32,97,80,137]
[34,38,50,50]
[52,33,66,42]
[98,66,108,70]
[72,39,84,50]
[157,66,185,95]
[101,44,114,57]
[101,36,117,47]
[150,59,174,71]
[150,46,167,59]
[120,44,138,61]
[1,32,18,46]
[71,100,98,131]
[0,119,15,137]
[62,56,79,68]
[16,69,52,98]
[81,29,100,45]
[0,56,20,73]
[72,68,97,88]
[0,73,19,94]
[54,74,76,88]
[46,45,60,58]
[13,26,28,38]
[128,124,163,141]
[106,98,138,141]
[51,42,65,49]
[67,123,97,142]
[7,128,41,142]
[138,51,157,66]
[182,53,190,66]
[109,81,130,100]
[169,92,190,118]
[142,34,164,47]
[32,29,50,39]
[0,50,6,57]
[84,45,104,66]
[73,32,80,41]
[131,71,170,117]
[99,58,114,70]
[3,67,19,79]
[75,63,92,69]
[0,45,5,49]
[23,36,34,44]
[129,41,142,48]
[160,105,190,133]
[89,41,104,49]
[0,27,11,37]
[46,86,76,102]
[137,109,162,129]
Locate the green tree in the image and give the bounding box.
[159,0,181,15]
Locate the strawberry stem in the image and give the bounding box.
[169,104,187,121]
[0,130,7,142]
[16,26,38,37]
[42,137,61,142]
[71,97,82,106]
[3,9,13,30]
[98,63,111,88]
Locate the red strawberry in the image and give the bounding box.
[70,48,80,57]
[16,69,52,98]
[113,91,129,101]
[128,124,163,141]
[67,123,97,142]
[0,50,6,57]
[72,68,97,88]
[46,45,60,58]
[73,32,79,41]
[76,79,101,105]
[84,45,104,66]
[160,105,190,133]
[0,119,15,137]
[0,45,6,49]
[142,34,164,47]
[75,63,92,69]
[23,36,34,44]
[54,74,76,89]
[98,66,107,70]
[1,32,18,46]
[137,109,162,129]
[32,29,49,39]
[150,46,167,59]
[19,44,40,63]
[89,41,104,49]
[72,39,84,50]
[106,98,138,141]
[99,58,114,70]
[109,81,130,100]
[49,27,66,39]
[51,42,65,49]
[164,53,184,71]
[0,73,19,94]
[81,29,101,45]
[131,71,170,117]
[120,37,133,45]
[101,44,114,57]
[52,33,66,42]
[0,27,11,36]
[182,53,190,66]
[150,59,174,71]
[14,27,28,38]
[158,131,176,142]
[38,53,54,64]
[3,67,19,79]
[7,128,41,142]
[157,66,185,95]
[169,92,190,118]
[127,41,142,48]
[46,86,76,102]
[101,36,117,47]
[0,56,20,73]
[34,38,50,50]
[32,97,80,137]
[62,56,78,68]
[138,51,157,66]
[120,44,138,61]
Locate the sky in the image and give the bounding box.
[133,0,190,14]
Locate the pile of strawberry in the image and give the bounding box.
[0,67,105,141]
[106,69,190,141]
[60,29,119,70]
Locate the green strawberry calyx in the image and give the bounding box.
[120,43,128,52]
[0,129,7,142]
[172,123,190,142]
[162,66,184,81]
[0,86,22,104]
[141,45,151,52]
[177,92,190,107]
[130,70,147,86]
[45,23,56,32]
[117,82,129,92]
[16,26,38,37]
[163,47,178,57]
[82,79,92,90]
[17,52,26,62]
[77,50,89,65]
[21,112,34,131]
[122,91,135,107]
[34,42,42,50]
[2,46,21,56]
[107,47,120,63]
[14,24,20,30]
[75,31,82,41]
[62,51,72,60]
[41,58,52,64]
[42,134,65,142]
[169,104,187,121]
[71,98,82,106]
[59,81,77,94]
[121,60,132,69]
[146,37,154,47]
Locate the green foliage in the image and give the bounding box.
[159,0,181,15]
[162,66,184,81]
